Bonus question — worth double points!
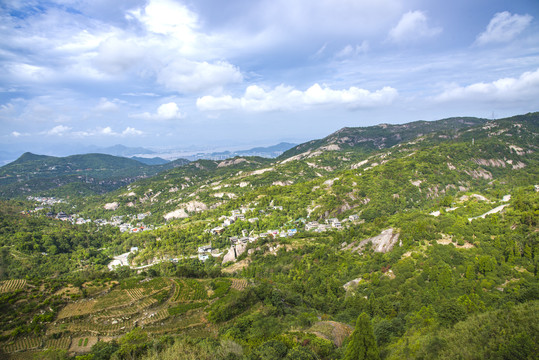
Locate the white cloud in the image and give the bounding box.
[37,124,145,138]
[2,0,242,96]
[197,83,398,112]
[46,125,71,136]
[94,36,146,74]
[122,127,144,136]
[128,0,199,39]
[157,60,242,94]
[101,126,114,135]
[335,41,370,58]
[476,12,533,45]
[7,63,55,82]
[95,98,119,112]
[388,10,441,43]
[435,68,539,103]
[131,102,185,120]
[10,130,30,137]
[157,102,183,120]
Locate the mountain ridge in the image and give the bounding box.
[279,116,488,159]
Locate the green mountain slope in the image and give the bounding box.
[279,116,487,159]
[0,153,190,198]
[0,112,537,359]
[79,113,536,226]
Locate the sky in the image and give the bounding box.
[1,0,539,157]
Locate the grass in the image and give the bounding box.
[168,302,208,316]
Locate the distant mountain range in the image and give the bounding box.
[187,142,297,160]
[130,156,170,165]
[2,113,537,200]
[88,144,156,157]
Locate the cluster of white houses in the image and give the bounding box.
[34,204,155,233]
[305,214,360,232]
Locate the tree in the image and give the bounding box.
[117,328,149,360]
[344,312,380,360]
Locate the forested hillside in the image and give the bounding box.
[0,113,537,359]
[0,153,189,198]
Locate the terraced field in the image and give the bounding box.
[44,336,71,350]
[1,276,233,356]
[231,278,249,291]
[2,337,41,353]
[0,279,27,293]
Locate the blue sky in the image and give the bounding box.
[1,0,538,156]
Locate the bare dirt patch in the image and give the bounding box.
[222,259,250,274]
[69,336,98,354]
[308,321,353,347]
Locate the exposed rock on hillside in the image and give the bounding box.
[343,228,400,253]
[218,158,248,167]
[163,200,208,220]
[249,167,274,176]
[181,200,208,212]
[222,243,248,264]
[272,180,293,186]
[465,168,492,180]
[473,158,506,167]
[104,202,119,210]
[163,208,188,220]
[343,277,362,291]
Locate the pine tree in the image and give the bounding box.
[344,312,380,360]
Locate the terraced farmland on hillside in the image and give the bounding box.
[0,276,234,357]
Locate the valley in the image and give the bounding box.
[0,113,537,359]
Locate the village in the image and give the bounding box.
[25,196,157,233]
[24,196,366,270]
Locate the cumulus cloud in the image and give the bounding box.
[475,12,533,45]
[95,98,119,112]
[157,60,242,94]
[131,102,185,120]
[435,68,539,103]
[46,125,71,136]
[100,126,114,135]
[2,0,242,97]
[197,83,398,112]
[156,103,184,120]
[122,127,144,136]
[128,0,199,38]
[388,10,441,43]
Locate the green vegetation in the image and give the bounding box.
[0,113,537,359]
[0,152,189,198]
[344,313,380,360]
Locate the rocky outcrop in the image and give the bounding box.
[465,168,492,180]
[218,158,248,168]
[342,228,400,254]
[222,243,248,264]
[104,202,119,210]
[181,200,208,212]
[163,208,188,220]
